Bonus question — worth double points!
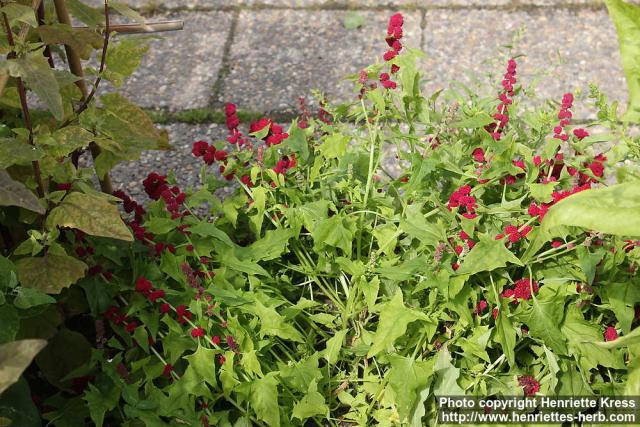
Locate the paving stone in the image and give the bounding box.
[106,121,412,202]
[85,0,514,10]
[109,123,229,200]
[221,9,421,113]
[102,11,231,111]
[421,8,628,118]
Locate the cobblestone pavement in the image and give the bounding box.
[88,0,638,190]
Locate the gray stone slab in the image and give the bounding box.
[220,9,421,113]
[104,11,231,111]
[421,8,628,118]
[109,123,229,200]
[86,0,514,9]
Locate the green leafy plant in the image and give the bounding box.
[0,0,167,420]
[2,6,640,427]
[606,0,640,122]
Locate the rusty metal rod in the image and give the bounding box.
[76,20,184,34]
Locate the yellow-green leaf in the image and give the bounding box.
[0,339,47,394]
[47,192,132,241]
[368,291,429,357]
[606,0,640,122]
[0,170,44,214]
[35,24,103,60]
[16,253,87,294]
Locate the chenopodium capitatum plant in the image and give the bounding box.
[58,12,640,427]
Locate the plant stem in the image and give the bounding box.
[357,97,380,260]
[37,1,55,68]
[1,9,45,198]
[53,0,113,193]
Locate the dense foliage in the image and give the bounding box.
[2,1,640,427]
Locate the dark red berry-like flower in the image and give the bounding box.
[142,173,168,200]
[472,148,485,163]
[518,375,540,396]
[160,303,171,314]
[162,363,173,378]
[573,128,589,140]
[191,327,205,338]
[176,304,193,324]
[475,300,488,315]
[192,140,209,157]
[486,59,517,140]
[148,289,165,303]
[383,13,404,69]
[125,321,138,333]
[502,278,539,303]
[447,185,477,217]
[135,277,153,295]
[604,326,618,342]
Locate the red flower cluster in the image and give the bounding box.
[161,185,187,219]
[553,93,573,141]
[528,181,591,221]
[624,240,640,253]
[573,127,589,140]
[459,230,475,245]
[496,224,532,243]
[502,278,539,303]
[113,190,146,223]
[447,185,477,219]
[273,154,297,175]
[103,305,128,325]
[224,103,249,146]
[154,242,175,256]
[604,326,618,342]
[191,327,205,338]
[474,300,488,315]
[574,153,606,185]
[250,118,289,147]
[550,183,591,204]
[379,72,397,90]
[486,59,517,141]
[192,140,229,167]
[472,148,485,163]
[143,172,168,200]
[383,13,403,66]
[162,363,173,378]
[134,277,166,303]
[518,375,540,396]
[142,173,187,219]
[175,304,193,325]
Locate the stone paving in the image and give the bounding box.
[84,0,638,191]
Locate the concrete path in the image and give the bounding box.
[88,0,638,193]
